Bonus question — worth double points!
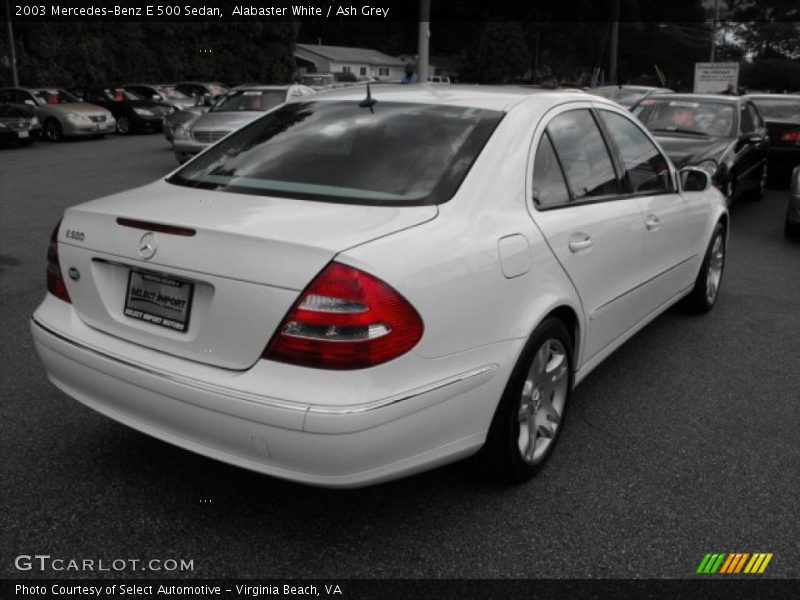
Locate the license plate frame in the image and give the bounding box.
[123,269,194,332]
[18,130,29,138]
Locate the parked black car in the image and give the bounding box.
[71,87,172,134]
[632,93,769,203]
[745,94,800,180]
[0,100,40,145]
[121,84,196,111]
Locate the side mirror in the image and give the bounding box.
[680,167,711,192]
[24,99,36,107]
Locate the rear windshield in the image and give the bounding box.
[211,89,286,112]
[749,98,800,121]
[167,101,503,206]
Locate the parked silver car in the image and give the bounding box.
[172,84,314,163]
[0,87,115,141]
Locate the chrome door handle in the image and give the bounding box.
[645,215,661,231]
[568,237,593,253]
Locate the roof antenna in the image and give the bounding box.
[359,83,377,113]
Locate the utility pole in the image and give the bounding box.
[5,0,19,86]
[417,0,430,82]
[710,0,720,62]
[609,0,620,85]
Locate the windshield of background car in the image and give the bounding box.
[207,84,228,96]
[156,86,188,99]
[633,98,736,137]
[211,90,287,112]
[168,101,504,205]
[302,76,333,86]
[105,88,141,101]
[33,89,80,105]
[749,98,800,121]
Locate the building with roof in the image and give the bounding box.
[295,43,407,80]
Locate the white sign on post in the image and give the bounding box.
[693,62,740,94]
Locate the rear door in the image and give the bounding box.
[596,106,707,310]
[528,104,647,362]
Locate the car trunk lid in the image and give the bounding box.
[57,180,437,369]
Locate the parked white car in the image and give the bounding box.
[32,85,727,487]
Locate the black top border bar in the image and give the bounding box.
[5,0,800,22]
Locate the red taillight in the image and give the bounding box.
[46,220,71,303]
[263,262,424,370]
[779,131,800,144]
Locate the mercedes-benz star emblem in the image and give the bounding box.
[138,232,158,260]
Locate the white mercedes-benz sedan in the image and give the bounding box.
[31,85,728,487]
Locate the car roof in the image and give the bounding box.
[230,84,294,91]
[745,94,800,99]
[175,81,228,86]
[645,93,741,104]
[306,84,594,112]
[593,85,666,92]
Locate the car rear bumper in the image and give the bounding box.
[31,297,510,488]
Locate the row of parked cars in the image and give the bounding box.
[3,79,798,234]
[0,81,224,143]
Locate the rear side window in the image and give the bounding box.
[546,109,620,200]
[168,101,504,206]
[532,133,570,208]
[599,110,673,194]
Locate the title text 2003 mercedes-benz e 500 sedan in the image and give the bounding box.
[32,86,728,487]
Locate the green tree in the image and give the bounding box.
[474,22,530,83]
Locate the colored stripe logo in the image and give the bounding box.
[696,552,773,574]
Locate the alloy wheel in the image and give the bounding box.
[706,234,725,303]
[517,338,569,465]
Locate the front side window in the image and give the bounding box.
[532,133,570,208]
[168,101,503,206]
[599,110,672,194]
[546,109,620,200]
[745,103,762,131]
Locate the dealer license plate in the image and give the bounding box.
[123,270,194,332]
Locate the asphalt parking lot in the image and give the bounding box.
[1,134,799,579]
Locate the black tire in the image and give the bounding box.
[683,223,726,313]
[116,117,131,135]
[481,318,573,484]
[43,119,63,142]
[786,219,800,239]
[752,163,767,201]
